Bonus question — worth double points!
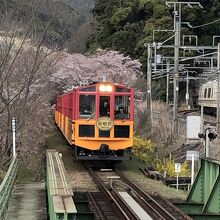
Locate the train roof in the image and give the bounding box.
[58,82,133,97]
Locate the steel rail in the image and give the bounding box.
[115,169,190,220]
[87,167,139,220]
[152,194,192,220]
[128,188,167,220]
[87,192,106,220]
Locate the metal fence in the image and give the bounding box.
[0,156,18,220]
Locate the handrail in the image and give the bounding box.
[0,156,18,220]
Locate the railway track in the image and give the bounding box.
[115,169,191,220]
[86,166,192,220]
[87,191,120,220]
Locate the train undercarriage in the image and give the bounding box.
[74,145,131,161]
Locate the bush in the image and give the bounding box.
[132,135,155,162]
[155,158,190,177]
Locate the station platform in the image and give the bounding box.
[6,182,47,220]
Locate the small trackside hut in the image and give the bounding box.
[55,82,134,162]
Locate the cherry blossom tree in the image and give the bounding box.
[0,3,59,171]
[53,49,143,91]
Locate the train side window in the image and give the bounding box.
[79,95,96,119]
[208,88,211,98]
[115,96,130,120]
[204,89,207,98]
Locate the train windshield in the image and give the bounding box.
[115,96,130,120]
[79,95,96,119]
[99,96,110,117]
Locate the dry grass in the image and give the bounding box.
[120,157,187,200]
[136,100,172,144]
[123,170,187,200]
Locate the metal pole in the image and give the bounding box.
[205,128,210,157]
[176,172,179,193]
[147,44,153,131]
[201,105,204,132]
[154,44,157,73]
[217,43,220,134]
[172,3,180,134]
[191,154,194,186]
[12,118,16,158]
[186,70,189,109]
[166,60,170,108]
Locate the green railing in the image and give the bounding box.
[175,158,220,219]
[0,156,18,220]
[47,150,77,220]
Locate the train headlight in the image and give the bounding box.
[99,85,106,92]
[106,85,113,92]
[99,84,113,92]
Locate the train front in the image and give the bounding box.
[75,82,134,161]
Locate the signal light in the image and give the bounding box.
[198,129,218,141]
[208,131,218,141]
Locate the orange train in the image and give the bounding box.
[55,82,134,161]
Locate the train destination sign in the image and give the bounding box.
[96,117,114,131]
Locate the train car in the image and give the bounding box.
[55,82,134,161]
[198,80,217,114]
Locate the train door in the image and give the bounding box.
[99,96,110,117]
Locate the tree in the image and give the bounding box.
[53,49,143,90]
[0,1,60,172]
[87,0,220,102]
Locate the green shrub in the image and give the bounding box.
[155,158,190,177]
[132,135,155,162]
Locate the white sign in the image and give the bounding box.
[175,163,181,173]
[186,151,199,186]
[186,151,199,160]
[187,116,201,139]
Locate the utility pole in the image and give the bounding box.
[186,70,189,109]
[147,44,153,131]
[173,2,180,134]
[165,1,203,134]
[217,43,220,134]
[166,60,170,108]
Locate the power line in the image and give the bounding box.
[192,18,220,29]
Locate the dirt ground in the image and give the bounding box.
[45,129,97,192]
[45,128,187,200]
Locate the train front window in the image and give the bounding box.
[99,96,110,117]
[115,96,130,120]
[79,86,96,92]
[79,95,96,119]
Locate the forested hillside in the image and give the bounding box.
[0,0,94,51]
[88,0,220,58]
[86,0,220,99]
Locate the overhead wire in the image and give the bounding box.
[192,18,220,29]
